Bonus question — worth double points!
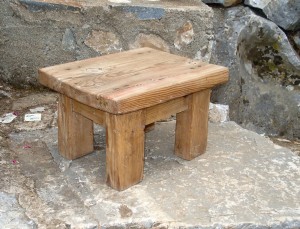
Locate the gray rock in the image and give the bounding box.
[202,0,242,7]
[62,28,77,51]
[210,6,300,139]
[117,5,165,20]
[0,192,35,228]
[209,102,229,123]
[0,89,11,99]
[244,0,300,31]
[174,21,194,50]
[19,0,81,12]
[293,31,300,50]
[244,0,270,8]
[129,33,170,52]
[84,30,122,54]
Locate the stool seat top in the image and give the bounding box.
[38,48,228,114]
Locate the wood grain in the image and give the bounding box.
[145,96,187,125]
[39,47,228,114]
[105,111,145,191]
[73,99,106,126]
[175,89,211,160]
[58,94,94,160]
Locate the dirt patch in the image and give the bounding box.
[0,80,58,145]
[119,204,133,218]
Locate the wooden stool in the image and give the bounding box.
[38,48,228,191]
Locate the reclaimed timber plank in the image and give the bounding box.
[175,89,211,160]
[38,48,228,114]
[58,94,94,160]
[145,96,187,125]
[105,111,145,191]
[73,99,106,126]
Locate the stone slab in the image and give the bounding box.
[12,92,58,110]
[0,192,35,228]
[1,121,299,228]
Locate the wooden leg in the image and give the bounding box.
[175,89,211,160]
[105,111,145,191]
[58,94,94,160]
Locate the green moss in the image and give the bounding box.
[246,44,298,87]
[267,62,277,71]
[272,42,280,51]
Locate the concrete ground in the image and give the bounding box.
[0,88,300,228]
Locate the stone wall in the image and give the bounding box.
[0,0,299,139]
[0,0,213,86]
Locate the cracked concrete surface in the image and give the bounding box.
[1,119,299,228]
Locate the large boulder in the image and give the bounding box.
[244,0,300,31]
[211,6,300,139]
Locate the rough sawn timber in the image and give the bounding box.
[39,48,228,114]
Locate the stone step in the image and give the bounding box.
[2,121,299,228]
